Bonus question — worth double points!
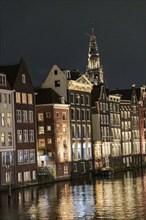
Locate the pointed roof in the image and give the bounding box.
[0,57,31,89]
[0,63,19,88]
[88,27,99,57]
[91,84,109,106]
[109,87,141,101]
[35,88,62,105]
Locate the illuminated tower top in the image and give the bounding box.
[86,26,104,85]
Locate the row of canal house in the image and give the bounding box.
[0,28,145,188]
[37,67,93,180]
[0,58,37,189]
[92,84,146,171]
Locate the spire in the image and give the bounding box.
[86,25,104,85]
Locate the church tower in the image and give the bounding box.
[86,27,104,85]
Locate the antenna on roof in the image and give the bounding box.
[91,22,94,35]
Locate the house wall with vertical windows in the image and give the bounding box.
[0,58,38,188]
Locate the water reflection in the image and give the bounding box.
[0,170,146,219]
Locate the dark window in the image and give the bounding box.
[55,80,60,87]
[70,94,74,103]
[76,94,80,104]
[54,70,58,75]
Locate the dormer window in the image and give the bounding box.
[22,74,26,84]
[0,74,6,86]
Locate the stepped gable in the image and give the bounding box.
[35,87,62,105]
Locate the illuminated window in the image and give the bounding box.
[23,110,28,122]
[23,130,28,142]
[64,165,68,175]
[32,170,36,180]
[38,139,45,148]
[38,126,44,134]
[63,124,66,133]
[47,138,52,144]
[1,132,5,146]
[18,173,22,182]
[16,110,22,122]
[38,113,44,121]
[1,113,5,126]
[18,150,23,164]
[88,142,92,157]
[28,111,33,123]
[24,171,31,181]
[83,143,87,159]
[76,94,80,104]
[2,152,14,166]
[47,125,51,131]
[8,132,12,146]
[24,150,29,163]
[28,93,33,104]
[7,113,11,126]
[17,130,22,143]
[77,143,81,159]
[22,74,26,84]
[29,130,34,142]
[0,74,6,85]
[22,93,27,104]
[72,143,76,160]
[87,125,91,138]
[30,149,35,163]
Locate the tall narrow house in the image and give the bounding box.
[42,65,93,177]
[0,71,15,189]
[0,58,37,188]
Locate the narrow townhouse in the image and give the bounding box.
[35,88,71,180]
[0,72,15,189]
[41,65,93,178]
[0,58,38,187]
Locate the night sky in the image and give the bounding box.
[0,1,145,89]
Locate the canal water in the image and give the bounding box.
[0,169,146,220]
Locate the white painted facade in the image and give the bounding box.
[0,88,15,165]
[42,65,68,101]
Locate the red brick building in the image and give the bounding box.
[0,58,37,188]
[36,88,71,180]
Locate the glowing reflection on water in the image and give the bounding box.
[0,170,146,219]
